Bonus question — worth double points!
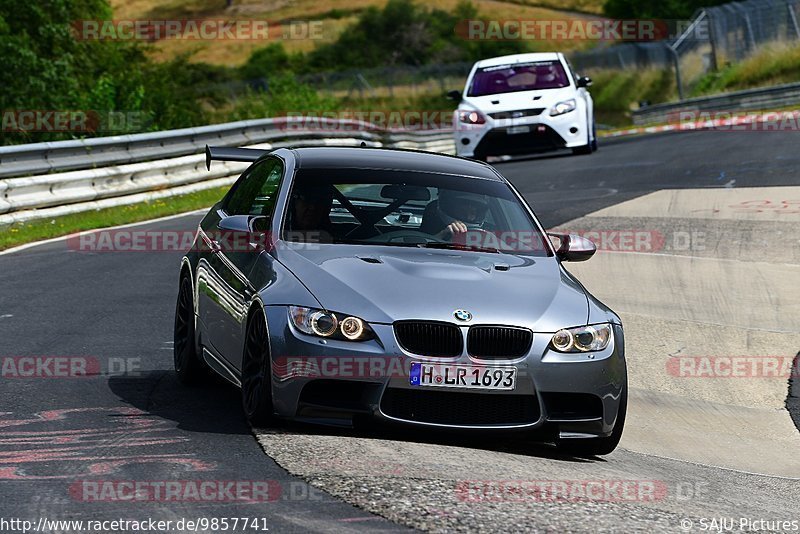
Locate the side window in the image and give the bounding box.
[224,158,284,216]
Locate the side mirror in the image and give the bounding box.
[215,215,271,252]
[576,76,592,88]
[217,215,252,233]
[548,233,596,262]
[446,89,462,101]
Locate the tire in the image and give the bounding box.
[591,121,598,152]
[173,275,205,384]
[241,309,275,426]
[572,145,592,155]
[555,385,627,457]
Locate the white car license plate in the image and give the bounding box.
[506,125,530,135]
[409,362,516,390]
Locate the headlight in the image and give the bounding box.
[457,109,486,125]
[550,99,576,116]
[549,324,612,353]
[288,306,374,341]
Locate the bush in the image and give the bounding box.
[603,0,729,19]
[0,0,226,143]
[300,0,530,72]
[223,74,340,121]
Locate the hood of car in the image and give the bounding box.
[463,87,575,116]
[274,243,589,331]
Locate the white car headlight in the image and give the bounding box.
[550,99,576,116]
[550,324,612,353]
[457,109,487,125]
[289,306,374,341]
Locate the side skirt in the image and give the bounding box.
[202,346,242,387]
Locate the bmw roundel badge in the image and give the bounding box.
[454,309,473,322]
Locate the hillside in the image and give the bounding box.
[110,0,605,65]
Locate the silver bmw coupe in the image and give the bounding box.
[175,145,626,455]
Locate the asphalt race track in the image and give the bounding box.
[1,130,798,533]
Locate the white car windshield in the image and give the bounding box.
[468,60,570,96]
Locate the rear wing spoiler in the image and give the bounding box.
[205,145,270,171]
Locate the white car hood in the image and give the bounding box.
[462,87,576,114]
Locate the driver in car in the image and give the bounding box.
[288,184,336,243]
[423,189,489,241]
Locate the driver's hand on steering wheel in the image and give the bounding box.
[436,221,468,239]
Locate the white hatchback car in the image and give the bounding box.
[451,52,596,160]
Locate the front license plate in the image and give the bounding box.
[409,362,516,390]
[507,125,530,135]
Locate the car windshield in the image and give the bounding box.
[468,60,570,97]
[282,168,552,256]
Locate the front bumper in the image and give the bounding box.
[455,111,588,158]
[265,306,626,437]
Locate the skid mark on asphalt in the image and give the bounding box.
[0,407,215,480]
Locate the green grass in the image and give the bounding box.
[586,68,677,127]
[580,42,800,128]
[0,186,229,251]
[691,42,800,96]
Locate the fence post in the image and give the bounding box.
[742,11,757,57]
[665,43,685,100]
[788,1,800,39]
[706,9,719,71]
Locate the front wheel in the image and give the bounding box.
[241,310,275,426]
[555,385,627,456]
[571,144,592,156]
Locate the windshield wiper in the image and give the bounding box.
[332,238,419,248]
[417,242,499,254]
[332,239,500,253]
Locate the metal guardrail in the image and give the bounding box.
[0,119,454,225]
[0,118,388,179]
[632,82,800,125]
